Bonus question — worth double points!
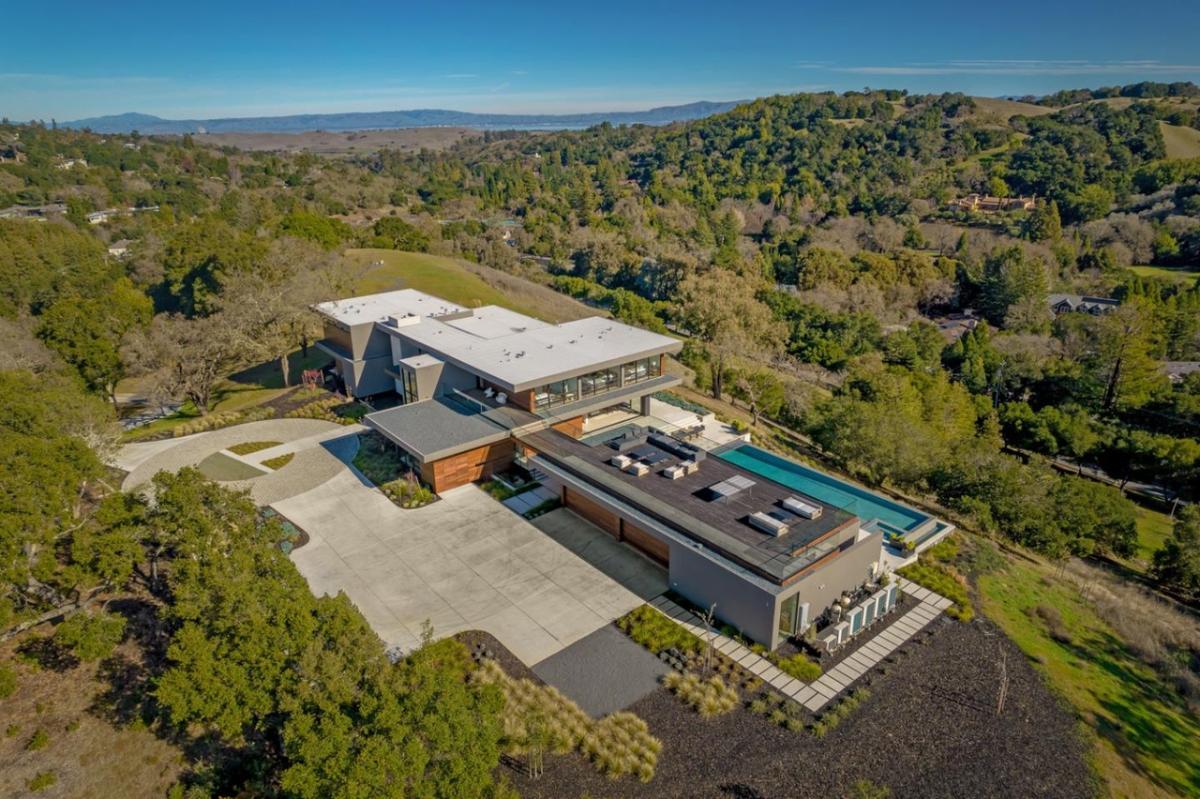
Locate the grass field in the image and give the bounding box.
[1159,122,1200,160]
[979,555,1200,798]
[196,452,267,481]
[344,249,590,322]
[1126,264,1200,285]
[1134,505,1174,565]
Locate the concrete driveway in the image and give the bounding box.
[276,476,666,664]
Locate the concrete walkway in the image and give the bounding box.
[648,575,951,713]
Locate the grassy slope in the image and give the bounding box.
[1134,506,1174,565]
[978,556,1200,798]
[344,248,591,323]
[1159,121,1200,160]
[1126,264,1200,285]
[969,97,1056,120]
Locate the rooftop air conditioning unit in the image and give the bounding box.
[783,496,822,520]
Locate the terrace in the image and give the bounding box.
[519,426,860,585]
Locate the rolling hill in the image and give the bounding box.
[62,101,743,134]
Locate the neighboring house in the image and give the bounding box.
[1048,293,1121,315]
[107,239,133,258]
[946,194,1036,213]
[0,203,66,221]
[314,289,952,649]
[87,205,160,225]
[1163,361,1200,384]
[932,311,980,342]
[55,157,88,170]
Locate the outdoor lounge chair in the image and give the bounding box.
[624,461,650,476]
[663,463,686,480]
[611,454,633,469]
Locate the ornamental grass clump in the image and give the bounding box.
[662,671,739,717]
[811,687,871,738]
[616,605,703,655]
[473,658,661,782]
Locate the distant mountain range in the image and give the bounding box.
[62,101,743,134]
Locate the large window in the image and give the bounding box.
[534,378,579,410]
[778,593,799,637]
[621,356,661,385]
[400,369,418,404]
[579,366,619,398]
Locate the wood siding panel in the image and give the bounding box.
[550,416,584,439]
[621,519,670,566]
[423,442,514,493]
[562,487,620,538]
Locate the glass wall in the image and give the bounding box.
[534,378,579,410]
[532,355,662,410]
[621,355,662,385]
[579,366,619,398]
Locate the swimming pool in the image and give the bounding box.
[717,445,929,532]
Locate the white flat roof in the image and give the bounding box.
[439,305,551,339]
[383,313,680,391]
[314,289,465,326]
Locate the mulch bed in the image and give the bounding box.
[493,616,1092,799]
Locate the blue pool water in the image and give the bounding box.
[717,445,929,532]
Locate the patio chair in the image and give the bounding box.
[496,392,507,405]
[484,387,495,398]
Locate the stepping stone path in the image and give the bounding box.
[648,575,952,712]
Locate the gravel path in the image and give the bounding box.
[119,419,365,504]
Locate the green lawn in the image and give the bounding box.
[1126,264,1200,285]
[979,557,1200,799]
[346,249,541,314]
[195,452,267,482]
[1135,506,1174,565]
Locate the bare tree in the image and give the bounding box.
[698,603,718,676]
[122,313,241,415]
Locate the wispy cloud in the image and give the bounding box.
[821,59,1200,76]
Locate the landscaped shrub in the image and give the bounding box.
[171,406,275,437]
[227,440,281,455]
[473,658,661,782]
[27,772,56,792]
[285,396,363,425]
[353,433,435,508]
[748,690,807,732]
[380,477,436,509]
[662,671,739,717]
[811,687,871,738]
[898,561,974,622]
[262,452,294,470]
[616,605,703,655]
[53,611,126,662]
[0,663,15,699]
[770,651,822,682]
[926,533,961,562]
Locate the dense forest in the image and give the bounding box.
[2,84,1199,796]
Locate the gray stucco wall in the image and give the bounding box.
[350,355,396,397]
[667,544,778,648]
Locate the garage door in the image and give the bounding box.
[621,520,669,566]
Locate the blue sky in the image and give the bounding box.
[3,0,1199,120]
